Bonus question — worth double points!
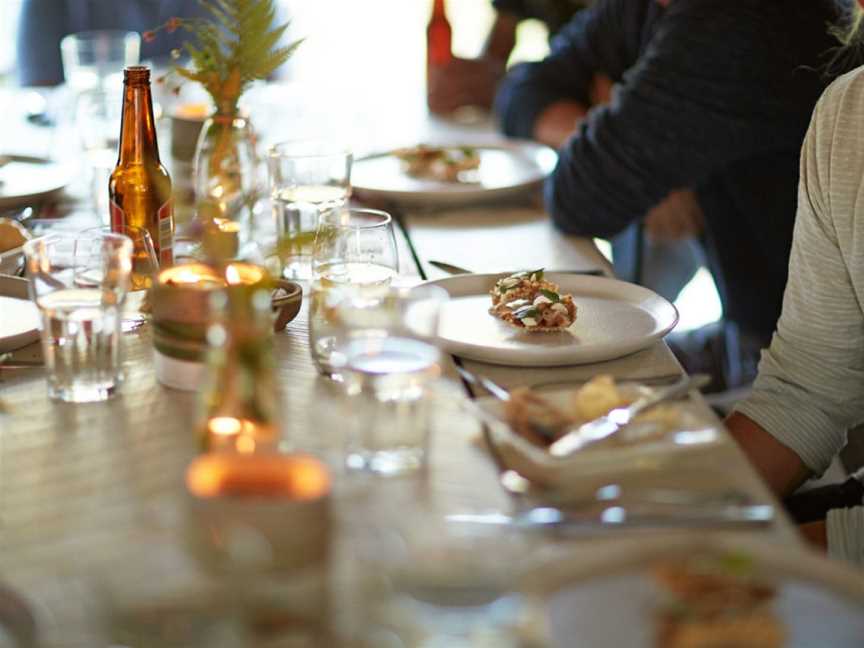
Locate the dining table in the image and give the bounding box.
[0,73,803,646]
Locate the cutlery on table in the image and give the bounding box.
[448,502,775,534]
[548,373,711,457]
[428,259,606,277]
[455,364,512,401]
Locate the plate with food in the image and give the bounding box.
[522,535,864,648]
[0,218,31,275]
[351,140,557,206]
[429,270,678,366]
[469,375,722,491]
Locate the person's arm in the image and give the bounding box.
[426,10,519,114]
[484,11,519,63]
[731,78,864,492]
[16,0,67,86]
[495,0,634,141]
[725,413,811,496]
[539,0,808,238]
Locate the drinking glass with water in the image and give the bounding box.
[23,232,133,402]
[267,140,352,280]
[328,283,448,476]
[308,208,399,377]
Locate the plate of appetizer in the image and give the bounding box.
[523,535,864,648]
[429,270,678,366]
[468,375,722,492]
[351,140,557,206]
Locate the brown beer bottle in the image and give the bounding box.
[109,65,174,270]
[427,0,453,68]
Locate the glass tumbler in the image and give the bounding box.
[60,30,140,95]
[267,140,352,280]
[23,232,133,402]
[331,284,448,476]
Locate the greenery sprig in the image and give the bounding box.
[147,0,302,114]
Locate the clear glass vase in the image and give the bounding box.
[193,110,260,254]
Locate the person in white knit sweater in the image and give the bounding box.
[727,56,864,565]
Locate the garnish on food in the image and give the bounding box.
[652,555,785,648]
[489,269,577,331]
[503,375,680,449]
[394,144,481,183]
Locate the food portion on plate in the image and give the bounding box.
[489,269,577,332]
[0,218,29,253]
[0,217,31,275]
[653,554,785,648]
[503,375,679,449]
[393,144,481,183]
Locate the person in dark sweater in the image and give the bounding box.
[495,0,841,388]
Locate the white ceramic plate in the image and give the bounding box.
[352,140,557,206]
[0,296,40,353]
[525,535,864,648]
[0,155,72,210]
[428,273,678,367]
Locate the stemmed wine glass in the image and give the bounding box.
[307,208,399,377]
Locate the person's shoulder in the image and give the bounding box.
[820,66,864,109]
[811,66,864,137]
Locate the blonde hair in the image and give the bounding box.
[826,2,864,75]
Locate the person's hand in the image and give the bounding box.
[644,189,704,241]
[590,73,614,107]
[427,56,506,115]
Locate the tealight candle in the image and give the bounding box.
[150,261,276,391]
[184,453,332,640]
[186,453,331,500]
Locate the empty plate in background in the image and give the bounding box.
[0,155,72,210]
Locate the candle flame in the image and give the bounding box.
[225,264,242,285]
[208,417,242,436]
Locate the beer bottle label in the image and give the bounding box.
[110,201,125,232]
[157,199,174,266]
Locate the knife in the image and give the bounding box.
[447,503,775,534]
[428,260,606,277]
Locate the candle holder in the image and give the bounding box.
[150,261,302,390]
[185,453,332,641]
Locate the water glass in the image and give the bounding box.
[267,140,352,280]
[23,232,132,402]
[332,284,447,476]
[308,208,399,377]
[60,30,140,95]
[350,503,526,646]
[85,225,159,329]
